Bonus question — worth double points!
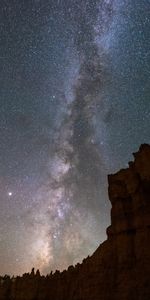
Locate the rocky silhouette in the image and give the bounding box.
[0,144,150,300]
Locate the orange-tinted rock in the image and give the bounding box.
[0,144,150,300]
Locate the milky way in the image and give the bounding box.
[0,0,150,275]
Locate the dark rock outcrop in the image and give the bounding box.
[0,144,150,300]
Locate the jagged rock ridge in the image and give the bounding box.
[0,144,150,300]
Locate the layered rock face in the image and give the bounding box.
[0,144,150,300]
[106,143,150,300]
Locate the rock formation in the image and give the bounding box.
[0,144,150,300]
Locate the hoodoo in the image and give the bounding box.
[0,144,150,300]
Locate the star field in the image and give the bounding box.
[0,0,150,275]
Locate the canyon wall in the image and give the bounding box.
[0,144,150,300]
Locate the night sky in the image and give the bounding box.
[0,0,150,276]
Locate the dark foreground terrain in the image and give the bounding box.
[0,144,150,300]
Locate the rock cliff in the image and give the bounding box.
[0,144,150,300]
